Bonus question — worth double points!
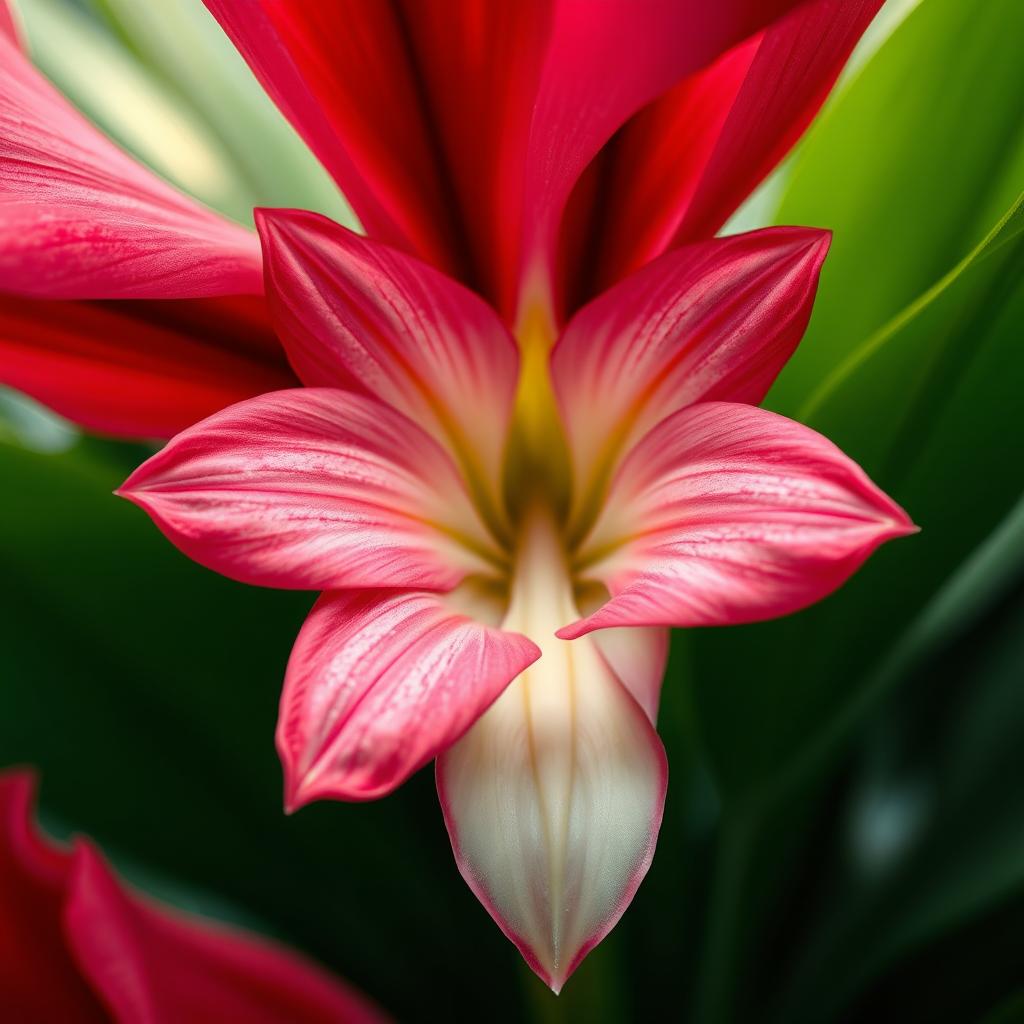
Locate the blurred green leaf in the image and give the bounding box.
[91,0,357,227]
[16,0,259,223]
[771,496,1024,1021]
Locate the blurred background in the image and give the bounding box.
[2,0,1023,1020]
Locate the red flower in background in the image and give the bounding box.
[0,770,385,1023]
[0,0,909,993]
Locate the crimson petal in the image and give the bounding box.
[552,227,830,529]
[582,0,883,293]
[0,295,296,439]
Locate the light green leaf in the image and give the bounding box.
[92,0,357,227]
[768,0,1024,415]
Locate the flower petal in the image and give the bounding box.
[63,842,388,1024]
[279,589,539,806]
[552,228,830,527]
[256,209,517,511]
[586,0,883,289]
[0,773,109,1023]
[0,0,22,51]
[437,508,666,992]
[0,31,260,299]
[519,0,810,315]
[119,388,502,591]
[561,402,915,638]
[437,632,666,993]
[0,295,295,439]
[207,1,809,317]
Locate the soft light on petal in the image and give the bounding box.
[0,30,260,300]
[256,209,518,518]
[437,510,666,992]
[279,589,539,806]
[119,389,502,591]
[552,228,830,531]
[562,402,915,637]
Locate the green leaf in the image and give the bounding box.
[768,0,1024,416]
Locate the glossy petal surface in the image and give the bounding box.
[279,589,539,806]
[0,31,260,299]
[552,228,830,525]
[257,209,518,505]
[119,389,500,591]
[0,295,295,438]
[562,402,915,637]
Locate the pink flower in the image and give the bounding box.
[0,769,386,1023]
[0,0,911,992]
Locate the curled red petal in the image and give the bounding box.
[256,208,517,506]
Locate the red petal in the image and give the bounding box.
[582,0,883,293]
[0,32,260,299]
[0,295,296,439]
[119,389,502,591]
[561,402,915,637]
[206,1,807,318]
[279,589,539,806]
[552,227,830,527]
[256,209,517,511]
[63,842,387,1024]
[0,772,108,1023]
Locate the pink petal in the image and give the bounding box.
[63,843,388,1024]
[119,389,502,591]
[552,228,830,523]
[587,0,883,290]
[256,209,517,506]
[0,0,22,50]
[0,31,260,299]
[0,295,296,439]
[561,402,915,638]
[279,589,539,806]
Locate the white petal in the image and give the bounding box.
[436,509,666,991]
